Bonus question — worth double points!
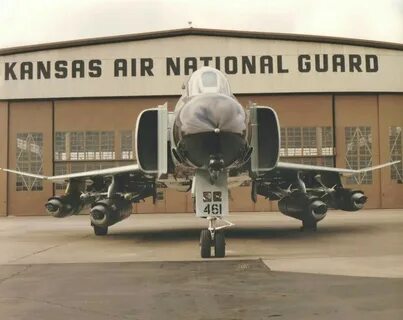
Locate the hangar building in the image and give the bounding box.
[0,28,402,216]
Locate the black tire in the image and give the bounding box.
[93,225,108,236]
[214,231,226,258]
[200,230,212,258]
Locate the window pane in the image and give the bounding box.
[54,163,68,191]
[16,133,43,191]
[302,127,317,155]
[389,126,402,182]
[63,131,115,161]
[121,130,134,160]
[100,131,115,160]
[70,132,85,160]
[321,127,334,156]
[280,126,333,165]
[54,132,67,161]
[85,131,100,160]
[71,162,86,173]
[345,126,372,184]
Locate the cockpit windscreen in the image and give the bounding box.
[187,67,231,96]
[201,71,218,87]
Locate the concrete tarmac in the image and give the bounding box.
[0,210,402,319]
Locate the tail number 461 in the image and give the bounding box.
[203,203,222,215]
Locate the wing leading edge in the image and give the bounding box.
[2,161,400,183]
[275,160,400,175]
[0,164,140,183]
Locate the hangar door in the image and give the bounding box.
[7,101,53,216]
[0,102,8,216]
[237,94,334,212]
[378,95,403,208]
[53,97,190,214]
[335,95,381,208]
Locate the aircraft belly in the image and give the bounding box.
[178,131,247,168]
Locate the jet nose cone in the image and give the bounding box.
[178,94,246,136]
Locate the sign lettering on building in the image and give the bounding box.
[0,36,402,99]
[3,54,380,81]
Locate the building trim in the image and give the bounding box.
[376,94,383,208]
[6,101,10,217]
[51,100,55,197]
[1,92,402,103]
[332,94,337,168]
[1,28,402,56]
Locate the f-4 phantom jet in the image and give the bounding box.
[1,67,399,258]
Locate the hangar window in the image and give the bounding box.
[55,132,67,161]
[54,162,68,191]
[54,131,126,191]
[345,126,372,184]
[84,131,115,160]
[389,126,402,183]
[321,127,334,156]
[54,161,130,191]
[100,132,115,160]
[16,133,43,191]
[70,161,116,173]
[85,132,100,159]
[280,127,334,166]
[55,131,115,161]
[70,132,85,160]
[156,191,165,201]
[120,130,135,160]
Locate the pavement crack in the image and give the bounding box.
[0,296,126,319]
[8,243,65,264]
[8,234,91,264]
[0,265,32,286]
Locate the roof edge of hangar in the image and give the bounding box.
[1,27,403,56]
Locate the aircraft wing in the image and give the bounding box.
[275,160,400,176]
[251,160,401,205]
[0,164,142,183]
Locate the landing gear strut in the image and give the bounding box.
[200,217,233,258]
[93,224,108,236]
[300,220,317,232]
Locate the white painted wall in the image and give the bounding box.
[0,35,402,99]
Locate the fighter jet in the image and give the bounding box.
[1,67,399,258]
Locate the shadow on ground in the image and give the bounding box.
[106,224,378,242]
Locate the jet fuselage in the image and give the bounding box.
[171,67,249,172]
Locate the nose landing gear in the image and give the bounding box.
[200,217,233,258]
[208,155,225,185]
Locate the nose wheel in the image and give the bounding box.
[200,229,212,258]
[199,217,233,258]
[214,231,226,258]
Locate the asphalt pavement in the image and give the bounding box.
[0,210,402,319]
